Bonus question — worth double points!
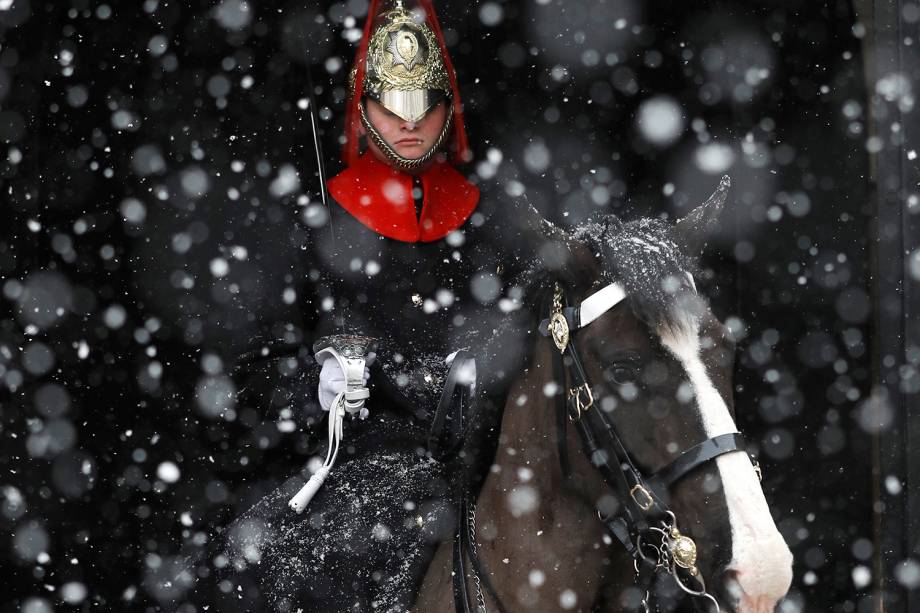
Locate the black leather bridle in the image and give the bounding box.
[541,281,760,612]
[453,281,760,613]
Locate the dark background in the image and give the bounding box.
[2,0,913,611]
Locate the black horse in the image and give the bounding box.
[416,177,793,613]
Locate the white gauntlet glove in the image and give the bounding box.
[289,347,375,514]
[318,352,374,414]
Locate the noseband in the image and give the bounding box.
[539,281,760,612]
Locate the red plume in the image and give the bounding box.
[342,0,381,167]
[341,0,471,167]
[417,0,471,164]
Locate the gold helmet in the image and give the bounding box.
[342,0,471,168]
[360,0,452,123]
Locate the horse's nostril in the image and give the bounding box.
[722,569,744,603]
[720,536,794,607]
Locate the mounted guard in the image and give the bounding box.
[215,1,535,611]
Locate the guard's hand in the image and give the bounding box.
[317,352,374,412]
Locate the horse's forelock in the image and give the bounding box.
[513,212,704,335]
[571,215,700,333]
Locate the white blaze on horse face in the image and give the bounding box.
[659,315,793,611]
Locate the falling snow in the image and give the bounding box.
[0,1,912,612]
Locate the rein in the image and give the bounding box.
[453,281,760,613]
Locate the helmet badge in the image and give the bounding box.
[389,30,423,71]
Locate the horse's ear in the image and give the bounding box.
[548,235,600,288]
[514,198,601,287]
[673,175,730,259]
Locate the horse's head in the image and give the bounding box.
[523,178,792,612]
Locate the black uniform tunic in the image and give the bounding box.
[217,179,536,612]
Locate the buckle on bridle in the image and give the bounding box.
[630,484,655,511]
[568,384,594,420]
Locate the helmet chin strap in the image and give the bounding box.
[360,101,454,172]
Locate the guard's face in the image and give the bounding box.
[362,98,448,168]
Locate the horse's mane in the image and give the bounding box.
[518,213,701,336]
[470,210,704,417]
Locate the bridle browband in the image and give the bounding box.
[456,280,762,613]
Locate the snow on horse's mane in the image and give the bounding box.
[573,214,702,334]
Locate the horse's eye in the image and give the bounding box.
[606,364,637,386]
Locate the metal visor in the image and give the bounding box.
[362,3,451,124]
[374,88,444,123]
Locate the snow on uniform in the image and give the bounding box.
[220,169,532,613]
[218,1,535,611]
